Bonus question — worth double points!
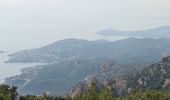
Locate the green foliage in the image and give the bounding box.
[19,95,66,100]
[128,90,170,100]
[0,85,18,100]
[99,86,116,100]
[74,89,170,100]
[74,86,117,100]
[0,84,170,100]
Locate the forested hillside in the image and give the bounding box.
[5,58,142,95]
[68,56,170,99]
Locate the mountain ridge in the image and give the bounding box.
[6,38,170,65]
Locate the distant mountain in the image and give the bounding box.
[4,58,141,95]
[7,39,112,63]
[7,38,170,65]
[97,26,170,38]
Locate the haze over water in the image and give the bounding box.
[0,0,169,85]
[0,53,42,83]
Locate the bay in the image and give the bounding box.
[0,53,42,83]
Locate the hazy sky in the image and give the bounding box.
[0,0,170,51]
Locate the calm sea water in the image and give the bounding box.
[0,53,42,83]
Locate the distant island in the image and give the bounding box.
[0,51,6,53]
[96,26,170,38]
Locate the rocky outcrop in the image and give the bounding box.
[114,79,127,97]
[68,76,128,98]
[68,76,103,98]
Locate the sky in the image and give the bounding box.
[0,0,170,52]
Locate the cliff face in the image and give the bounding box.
[68,76,104,98]
[68,76,128,98]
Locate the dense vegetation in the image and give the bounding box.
[125,56,170,92]
[19,95,66,100]
[74,89,170,100]
[0,85,170,100]
[71,82,170,100]
[0,85,18,100]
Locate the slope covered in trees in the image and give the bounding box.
[5,58,142,95]
[68,56,170,99]
[127,56,170,91]
[0,85,18,100]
